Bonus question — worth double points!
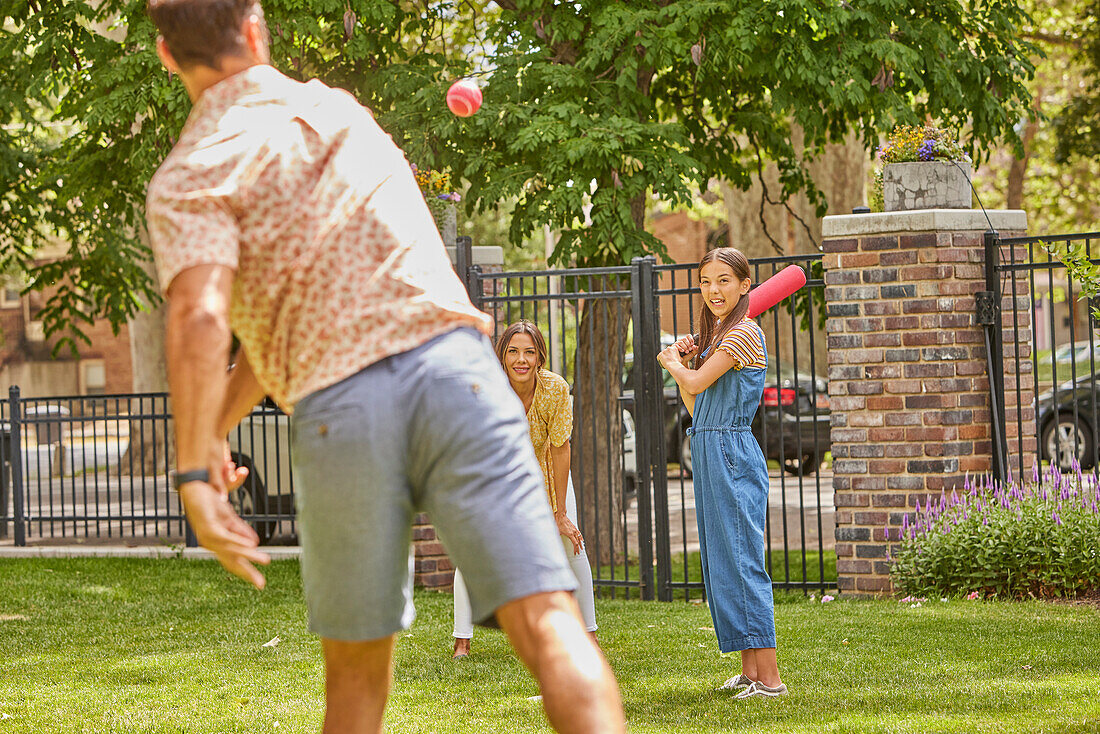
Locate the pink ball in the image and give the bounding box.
[446,80,482,118]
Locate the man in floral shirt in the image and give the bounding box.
[144,1,624,731]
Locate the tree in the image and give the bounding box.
[3,1,1037,559]
[369,0,1036,560]
[1054,0,1100,161]
[971,0,1100,233]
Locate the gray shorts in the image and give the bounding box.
[290,327,576,641]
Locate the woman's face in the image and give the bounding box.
[503,332,540,388]
[699,260,750,321]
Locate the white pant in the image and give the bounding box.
[453,476,597,636]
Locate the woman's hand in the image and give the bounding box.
[556,512,584,555]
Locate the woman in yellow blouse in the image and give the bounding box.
[452,321,597,658]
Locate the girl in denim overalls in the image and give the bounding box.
[657,247,786,699]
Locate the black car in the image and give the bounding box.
[1037,374,1100,470]
[621,348,831,476]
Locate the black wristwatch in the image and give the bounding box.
[174,468,211,490]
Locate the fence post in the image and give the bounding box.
[455,235,473,297]
[8,386,25,547]
[467,264,483,312]
[630,257,656,600]
[982,230,1010,482]
[645,257,673,601]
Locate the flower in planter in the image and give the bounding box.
[869,125,970,211]
[412,164,461,231]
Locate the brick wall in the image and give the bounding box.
[821,210,1035,595]
[413,513,455,590]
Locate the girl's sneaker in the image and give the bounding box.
[734,681,788,699]
[716,674,754,691]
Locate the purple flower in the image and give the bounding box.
[1052,510,1062,526]
[918,139,936,161]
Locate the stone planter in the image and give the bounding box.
[883,160,971,212]
[428,200,458,246]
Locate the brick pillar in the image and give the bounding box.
[822,209,1035,596]
[413,513,455,590]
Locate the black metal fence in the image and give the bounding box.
[0,389,293,546]
[986,230,1100,479]
[465,254,831,600]
[2,254,834,599]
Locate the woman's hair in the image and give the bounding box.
[696,247,752,367]
[495,320,548,373]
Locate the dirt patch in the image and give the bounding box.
[0,614,29,622]
[1048,591,1100,610]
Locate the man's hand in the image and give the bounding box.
[179,482,270,589]
[556,512,584,556]
[221,441,249,493]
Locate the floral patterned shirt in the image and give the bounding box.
[147,65,488,412]
[526,370,573,512]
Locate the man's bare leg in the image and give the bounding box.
[320,635,396,734]
[497,591,625,733]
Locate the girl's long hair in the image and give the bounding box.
[495,320,548,380]
[696,247,752,367]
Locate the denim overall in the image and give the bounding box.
[686,322,776,652]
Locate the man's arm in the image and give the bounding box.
[166,264,234,479]
[166,264,269,588]
[217,347,266,437]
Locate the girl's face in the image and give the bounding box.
[699,260,750,320]
[503,332,539,387]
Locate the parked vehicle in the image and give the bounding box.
[1037,374,1100,470]
[227,398,292,543]
[622,340,831,476]
[622,409,637,497]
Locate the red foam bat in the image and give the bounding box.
[747,264,807,318]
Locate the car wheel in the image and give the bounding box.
[1041,413,1095,471]
[229,454,275,545]
[680,432,693,477]
[783,452,821,476]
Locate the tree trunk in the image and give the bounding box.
[120,223,173,475]
[570,284,629,567]
[1007,115,1039,210]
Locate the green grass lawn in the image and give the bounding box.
[1,558,1098,733]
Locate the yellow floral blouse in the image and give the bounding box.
[526,370,573,513]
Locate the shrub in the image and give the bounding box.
[890,464,1100,599]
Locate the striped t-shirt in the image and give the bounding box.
[715,319,767,370]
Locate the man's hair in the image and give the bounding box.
[147,0,265,70]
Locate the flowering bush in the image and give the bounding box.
[869,125,969,210]
[412,164,461,232]
[889,464,1100,600]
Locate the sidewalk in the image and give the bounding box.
[0,544,301,559]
